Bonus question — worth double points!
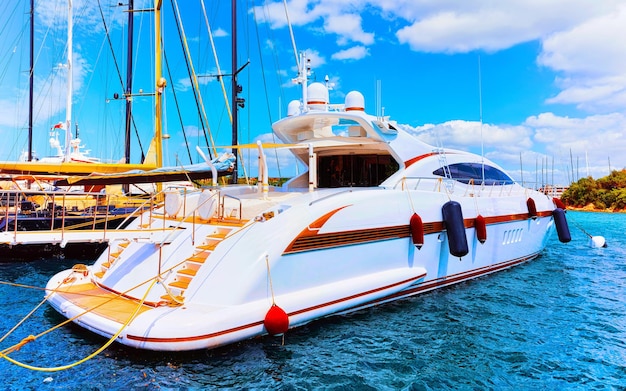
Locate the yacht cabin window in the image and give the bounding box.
[432,163,515,185]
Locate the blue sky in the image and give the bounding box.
[1,0,626,187]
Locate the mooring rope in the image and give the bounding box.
[265,254,277,306]
[0,278,157,372]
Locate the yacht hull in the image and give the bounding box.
[45,187,556,351]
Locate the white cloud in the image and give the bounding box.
[213,28,228,38]
[183,125,202,138]
[304,49,327,69]
[402,120,532,153]
[175,72,217,92]
[252,0,321,29]
[538,5,626,111]
[538,6,626,76]
[0,50,87,127]
[331,46,369,61]
[256,1,622,54]
[525,112,626,161]
[394,1,619,53]
[36,0,131,35]
[398,113,626,184]
[252,0,376,46]
[324,13,374,46]
[523,112,626,180]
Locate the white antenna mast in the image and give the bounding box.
[292,51,310,111]
[376,79,382,118]
[64,0,73,162]
[478,55,485,184]
[283,0,300,70]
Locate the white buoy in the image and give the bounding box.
[590,236,607,248]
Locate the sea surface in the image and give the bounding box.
[0,211,625,390]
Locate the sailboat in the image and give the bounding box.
[0,1,158,177]
[43,32,572,350]
[0,1,163,261]
[0,1,237,262]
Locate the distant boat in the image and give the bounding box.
[44,43,571,351]
[22,121,101,164]
[0,1,174,261]
[1,0,158,177]
[0,187,141,261]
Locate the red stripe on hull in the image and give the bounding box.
[285,212,552,254]
[126,273,427,345]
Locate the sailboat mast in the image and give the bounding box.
[154,0,164,171]
[231,0,238,184]
[124,0,134,164]
[28,0,34,161]
[64,0,73,162]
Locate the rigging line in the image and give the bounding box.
[252,0,282,179]
[170,0,216,159]
[96,0,145,160]
[0,5,26,84]
[75,29,107,125]
[130,1,147,162]
[264,2,287,108]
[163,49,193,164]
[0,1,22,38]
[199,0,232,123]
[167,0,211,159]
[96,1,125,97]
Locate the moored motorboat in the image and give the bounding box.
[44,53,569,351]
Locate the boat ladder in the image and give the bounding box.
[165,227,235,296]
[93,240,131,279]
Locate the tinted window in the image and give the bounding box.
[318,155,399,188]
[433,163,515,185]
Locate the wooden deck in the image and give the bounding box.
[54,282,152,324]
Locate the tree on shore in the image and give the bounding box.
[561,169,626,209]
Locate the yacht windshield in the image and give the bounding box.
[433,163,515,185]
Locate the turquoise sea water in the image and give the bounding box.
[1,211,625,390]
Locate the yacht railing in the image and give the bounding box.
[390,176,527,197]
[219,193,243,221]
[0,188,156,245]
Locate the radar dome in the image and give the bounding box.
[287,100,301,116]
[345,91,365,111]
[307,82,329,110]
